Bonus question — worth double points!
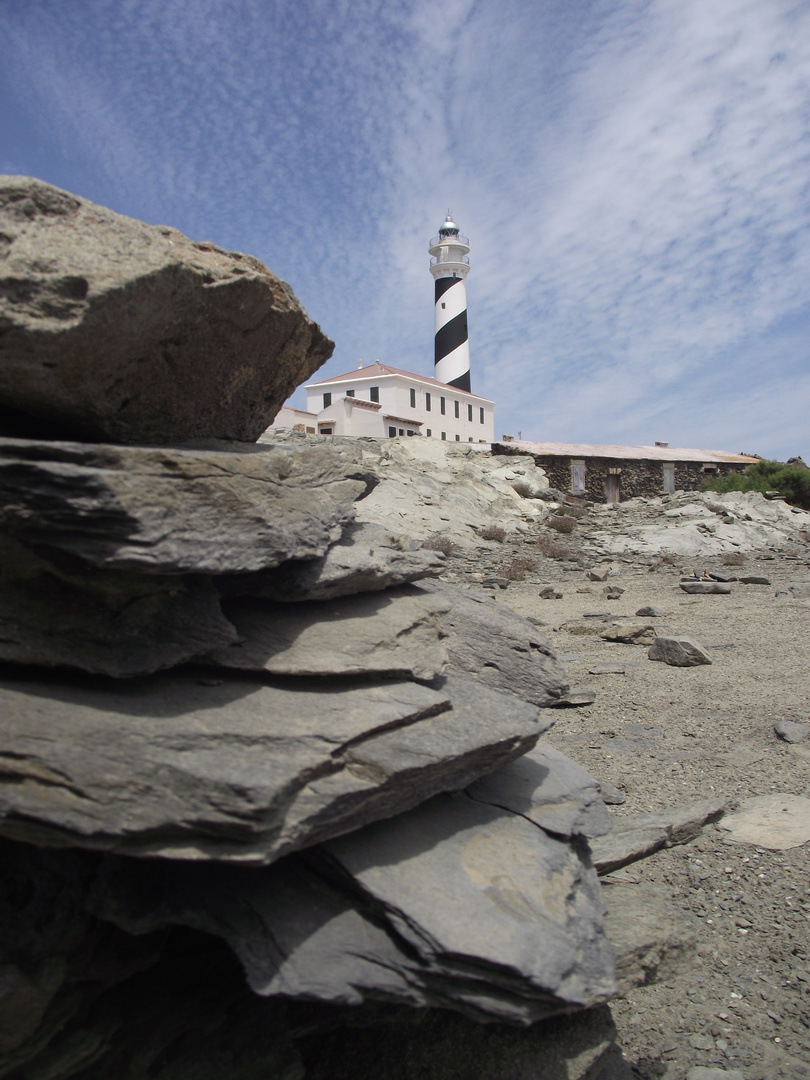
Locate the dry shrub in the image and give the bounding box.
[422,534,459,556]
[499,556,537,581]
[480,524,507,542]
[721,551,746,566]
[536,535,573,558]
[511,482,534,499]
[547,515,577,534]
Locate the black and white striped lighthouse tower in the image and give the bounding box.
[429,212,471,391]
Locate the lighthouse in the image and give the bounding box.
[429,212,471,391]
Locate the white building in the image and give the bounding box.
[301,360,495,442]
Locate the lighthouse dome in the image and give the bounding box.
[438,214,459,235]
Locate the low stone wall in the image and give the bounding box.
[496,447,748,502]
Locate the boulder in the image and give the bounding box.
[648,636,713,667]
[414,580,569,707]
[774,719,809,744]
[0,176,333,444]
[0,437,372,574]
[0,668,544,863]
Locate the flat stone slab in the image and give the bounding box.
[238,521,444,601]
[718,794,810,849]
[679,581,732,594]
[467,741,612,839]
[0,438,372,574]
[0,668,543,863]
[648,636,712,667]
[0,176,333,444]
[591,799,727,874]
[600,622,657,645]
[738,575,771,585]
[549,688,596,707]
[415,580,569,707]
[208,587,448,681]
[635,605,667,617]
[588,664,627,675]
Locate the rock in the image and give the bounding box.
[0,535,239,677]
[483,576,510,589]
[648,636,712,667]
[467,741,613,839]
[588,566,612,581]
[780,581,810,598]
[635,605,667,617]
[0,668,544,863]
[539,585,563,599]
[231,520,444,601]
[414,580,569,707]
[0,438,373,575]
[774,719,810,743]
[686,1069,745,1080]
[207,587,449,681]
[706,571,736,581]
[588,664,627,675]
[600,623,657,645]
[590,798,727,875]
[738,575,771,585]
[0,176,333,444]
[95,791,616,1025]
[679,581,732,594]
[596,779,626,805]
[550,688,596,707]
[604,585,625,598]
[602,882,698,996]
[718,793,810,850]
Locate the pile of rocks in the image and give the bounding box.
[0,179,626,1079]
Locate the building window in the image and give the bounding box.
[319,426,333,435]
[479,407,484,424]
[425,392,431,412]
[370,386,379,403]
[468,437,473,442]
[409,388,416,408]
[441,431,447,440]
[440,396,446,415]
[426,428,432,437]
[323,392,331,407]
[454,400,460,418]
[346,388,354,397]
[407,429,415,436]
[398,428,404,435]
[388,426,396,438]
[467,403,473,422]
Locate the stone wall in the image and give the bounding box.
[497,448,748,503]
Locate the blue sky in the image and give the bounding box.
[2,0,809,458]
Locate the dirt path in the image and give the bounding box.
[448,540,810,1079]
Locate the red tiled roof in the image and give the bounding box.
[307,362,494,403]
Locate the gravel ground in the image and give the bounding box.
[443,524,810,1080]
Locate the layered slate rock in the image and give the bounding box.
[230,520,445,601]
[93,791,615,1025]
[0,176,333,444]
[0,438,373,574]
[467,741,612,840]
[0,668,545,863]
[414,579,569,707]
[209,587,449,680]
[0,536,239,677]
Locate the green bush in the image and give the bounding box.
[700,460,810,510]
